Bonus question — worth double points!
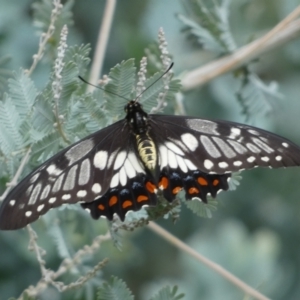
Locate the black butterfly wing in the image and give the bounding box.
[142,114,300,204]
[149,114,300,174]
[0,119,146,230]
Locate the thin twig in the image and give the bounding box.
[182,7,300,90]
[88,0,117,91]
[147,221,270,300]
[26,0,63,76]
[0,147,31,202]
[18,231,111,299]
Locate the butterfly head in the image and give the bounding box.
[125,101,149,134]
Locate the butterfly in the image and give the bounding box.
[1,94,300,230]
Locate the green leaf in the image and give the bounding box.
[31,92,56,136]
[179,0,236,54]
[185,198,218,218]
[236,72,283,121]
[104,59,136,117]
[0,55,12,95]
[8,71,37,121]
[97,276,134,300]
[228,172,242,191]
[149,286,185,300]
[30,131,61,162]
[139,71,167,112]
[65,44,91,75]
[0,94,24,155]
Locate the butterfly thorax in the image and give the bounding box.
[125,101,158,174]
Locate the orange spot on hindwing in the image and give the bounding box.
[198,177,208,186]
[109,196,118,206]
[137,195,148,203]
[122,200,133,209]
[98,204,105,211]
[172,186,182,194]
[146,182,157,193]
[159,177,169,189]
[188,187,199,194]
[213,179,219,186]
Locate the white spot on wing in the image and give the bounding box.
[114,151,127,170]
[248,129,260,135]
[165,142,184,155]
[77,190,87,197]
[212,137,236,158]
[185,159,197,170]
[92,183,101,194]
[127,152,144,173]
[252,138,274,153]
[62,194,71,200]
[275,155,282,161]
[52,175,64,193]
[28,183,42,205]
[30,172,40,184]
[9,200,16,206]
[47,164,62,177]
[124,159,136,178]
[94,151,108,170]
[204,159,214,170]
[110,173,119,188]
[49,197,56,204]
[181,133,198,151]
[63,165,78,191]
[107,149,119,168]
[176,155,188,173]
[227,140,247,154]
[233,161,242,166]
[159,145,168,169]
[261,156,270,162]
[282,142,289,148]
[200,136,221,158]
[219,162,228,168]
[246,143,261,153]
[40,185,51,200]
[25,211,32,217]
[37,204,44,212]
[228,128,241,139]
[186,119,219,135]
[119,167,127,186]
[78,158,91,185]
[247,156,256,163]
[25,185,33,196]
[168,150,178,169]
[65,138,94,165]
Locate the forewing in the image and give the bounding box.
[0,120,142,230]
[150,115,300,174]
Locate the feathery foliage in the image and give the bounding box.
[178,0,283,121]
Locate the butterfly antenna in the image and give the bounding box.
[79,62,174,103]
[134,62,174,102]
[78,75,131,101]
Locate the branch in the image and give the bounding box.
[148,221,270,300]
[26,0,63,76]
[181,7,300,90]
[18,230,111,299]
[88,0,117,91]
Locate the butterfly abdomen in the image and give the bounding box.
[136,133,157,171]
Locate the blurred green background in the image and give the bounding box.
[1,0,300,299]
